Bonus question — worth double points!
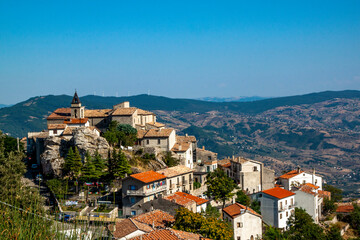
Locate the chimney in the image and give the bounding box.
[202,146,205,150]
[152,220,155,229]
[297,166,301,173]
[312,168,316,185]
[186,133,188,137]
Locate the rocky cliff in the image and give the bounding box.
[40,127,110,177]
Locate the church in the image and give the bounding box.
[46,91,161,137]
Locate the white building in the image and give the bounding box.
[137,128,176,152]
[253,187,295,230]
[171,142,194,169]
[294,183,323,223]
[278,168,322,191]
[223,203,262,240]
[157,165,194,195]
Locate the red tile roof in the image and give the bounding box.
[318,190,331,199]
[279,170,304,179]
[166,192,208,206]
[110,218,153,238]
[47,124,66,130]
[144,128,174,138]
[336,205,354,213]
[132,210,175,228]
[157,166,193,178]
[171,142,191,152]
[85,109,111,117]
[131,171,166,183]
[63,118,88,124]
[129,229,202,240]
[176,135,197,143]
[112,107,137,116]
[223,203,261,218]
[47,108,71,120]
[262,187,295,199]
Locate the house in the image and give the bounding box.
[193,172,208,198]
[171,142,194,169]
[122,171,167,216]
[176,135,197,162]
[278,168,322,191]
[217,159,231,177]
[252,187,295,230]
[196,146,217,164]
[195,159,217,173]
[47,92,159,132]
[222,203,262,240]
[137,128,176,152]
[109,218,153,240]
[164,192,208,213]
[132,209,175,229]
[228,156,275,194]
[128,229,203,240]
[293,183,323,223]
[157,165,194,194]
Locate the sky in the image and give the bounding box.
[0,1,359,104]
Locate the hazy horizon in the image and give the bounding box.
[1,1,359,104]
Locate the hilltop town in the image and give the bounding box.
[8,92,356,239]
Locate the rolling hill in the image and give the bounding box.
[1,90,360,197]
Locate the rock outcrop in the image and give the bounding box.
[40,127,110,177]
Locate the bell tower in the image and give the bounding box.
[70,91,85,119]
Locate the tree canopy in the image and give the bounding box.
[108,149,132,180]
[103,121,137,147]
[205,168,238,209]
[173,207,233,240]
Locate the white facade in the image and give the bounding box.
[253,188,295,230]
[196,203,207,213]
[294,187,323,223]
[173,144,193,169]
[223,204,262,240]
[280,170,322,191]
[48,129,64,136]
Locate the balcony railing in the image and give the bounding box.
[126,185,166,196]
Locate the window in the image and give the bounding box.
[146,139,149,145]
[280,213,282,219]
[286,211,288,217]
[208,156,211,160]
[129,185,137,190]
[130,197,135,204]
[131,211,136,216]
[303,180,306,184]
[54,130,57,134]
[253,166,258,171]
[291,198,294,205]
[285,200,287,205]
[237,237,241,240]
[237,222,243,228]
[280,202,283,210]
[104,119,107,123]
[158,139,160,145]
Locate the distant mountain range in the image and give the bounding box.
[0,104,11,109]
[197,96,268,102]
[1,90,360,197]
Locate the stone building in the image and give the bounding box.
[157,165,194,195]
[228,156,275,193]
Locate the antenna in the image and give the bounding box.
[148,89,151,95]
[102,91,104,97]
[116,92,118,97]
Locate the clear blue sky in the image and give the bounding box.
[0,1,359,104]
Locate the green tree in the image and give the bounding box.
[117,124,137,147]
[263,225,287,240]
[103,130,118,147]
[92,151,106,179]
[286,207,326,240]
[203,204,220,219]
[236,190,251,206]
[163,151,179,167]
[205,168,238,209]
[349,204,360,234]
[324,184,343,202]
[323,198,336,215]
[250,199,261,214]
[63,147,82,192]
[173,207,233,240]
[81,152,96,182]
[108,149,131,180]
[326,225,343,240]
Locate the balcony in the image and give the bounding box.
[126,185,166,196]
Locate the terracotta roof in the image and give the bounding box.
[48,124,66,130]
[217,159,231,167]
[203,160,217,165]
[164,194,194,207]
[146,122,165,127]
[231,157,248,164]
[298,184,317,196]
[220,162,231,168]
[84,109,111,117]
[144,128,174,138]
[138,109,155,115]
[137,129,147,139]
[318,190,331,199]
[262,187,295,199]
[111,218,153,238]
[223,203,261,218]
[47,108,71,120]
[196,147,217,155]
[176,135,197,143]
[130,171,166,183]
[112,107,137,116]
[132,210,175,228]
[279,170,304,179]
[336,205,354,213]
[171,142,191,152]
[173,192,208,205]
[129,229,202,240]
[63,118,88,124]
[304,183,320,189]
[157,165,193,178]
[62,127,75,135]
